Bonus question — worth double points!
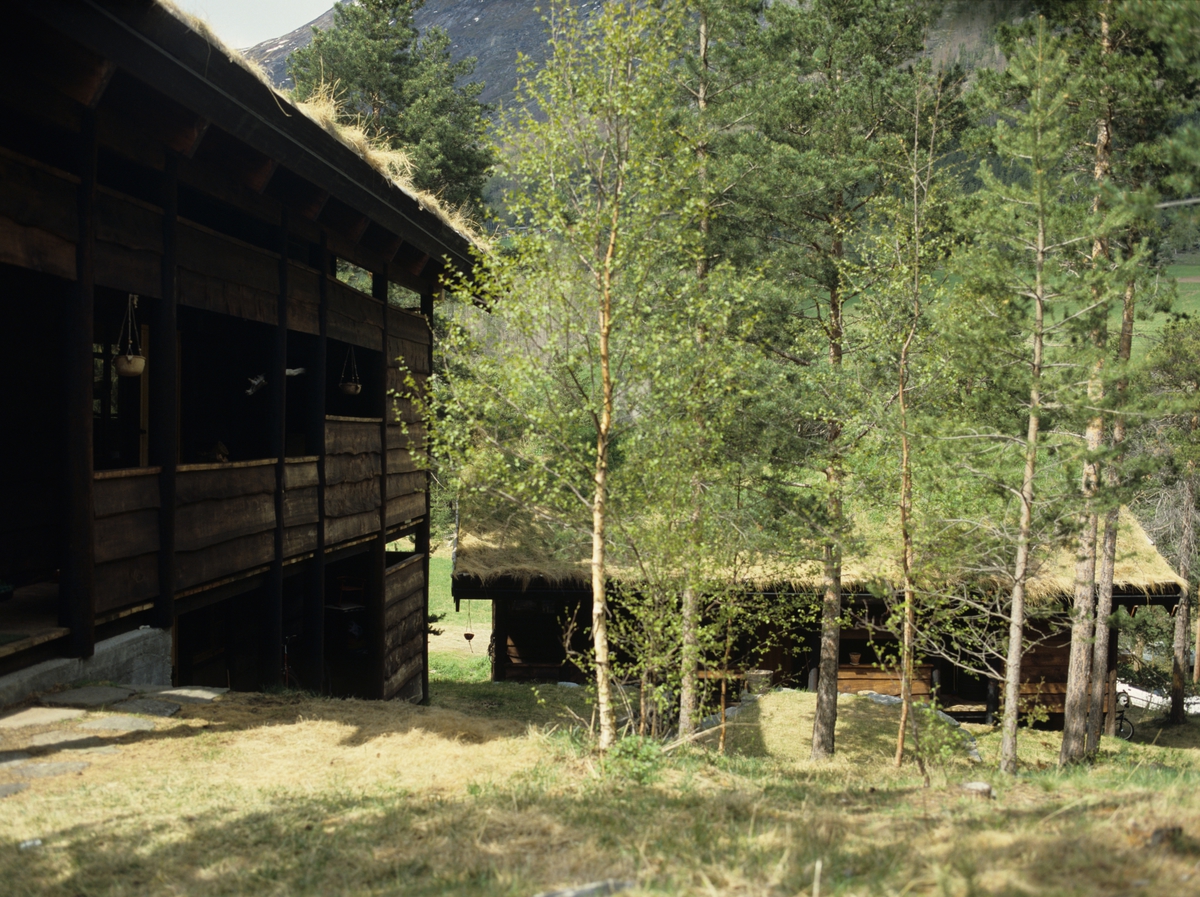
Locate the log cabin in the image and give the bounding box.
[450,507,1185,724]
[0,0,476,702]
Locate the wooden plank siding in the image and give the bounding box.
[383,554,425,700]
[93,468,162,614]
[837,664,934,698]
[324,416,383,550]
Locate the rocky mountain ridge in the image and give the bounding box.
[245,1,570,108]
[244,1,1033,112]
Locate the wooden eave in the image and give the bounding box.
[13,0,475,285]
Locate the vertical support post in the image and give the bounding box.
[493,601,506,682]
[152,150,179,633]
[263,211,288,687]
[303,234,330,691]
[373,270,390,699]
[418,290,435,703]
[985,678,1000,726]
[63,108,97,658]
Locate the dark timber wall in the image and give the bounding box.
[0,0,471,697]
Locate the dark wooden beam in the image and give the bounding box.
[263,210,288,687]
[151,150,179,633]
[302,230,329,692]
[373,269,389,699]
[418,290,435,702]
[247,158,277,195]
[63,107,98,658]
[18,0,475,273]
[169,117,209,158]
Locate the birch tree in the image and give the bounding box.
[432,1,713,752]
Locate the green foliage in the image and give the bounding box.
[289,0,494,209]
[600,735,664,785]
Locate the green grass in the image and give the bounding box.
[428,556,454,620]
[428,650,490,684]
[4,689,1200,896]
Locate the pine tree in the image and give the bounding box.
[290,0,493,210]
[738,0,932,760]
[958,18,1092,773]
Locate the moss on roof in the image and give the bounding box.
[454,503,1183,602]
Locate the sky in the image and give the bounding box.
[170,1,332,49]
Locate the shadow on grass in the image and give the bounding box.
[4,745,1199,897]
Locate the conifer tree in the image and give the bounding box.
[956,17,1092,774]
[290,0,493,210]
[739,0,931,760]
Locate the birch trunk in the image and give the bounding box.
[678,9,710,741]
[895,100,923,769]
[592,202,620,752]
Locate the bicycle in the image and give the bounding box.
[1114,691,1134,741]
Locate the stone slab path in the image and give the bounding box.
[80,715,156,732]
[0,708,84,729]
[42,686,135,708]
[0,682,228,797]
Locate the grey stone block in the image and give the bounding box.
[42,685,135,709]
[29,731,105,750]
[15,761,89,778]
[0,750,30,768]
[0,707,85,729]
[0,782,28,798]
[0,628,172,709]
[79,715,156,732]
[155,687,227,704]
[112,698,180,717]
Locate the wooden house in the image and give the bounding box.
[450,509,1185,722]
[0,0,475,701]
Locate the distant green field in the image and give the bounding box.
[429,556,454,619]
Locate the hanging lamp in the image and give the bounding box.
[339,345,362,395]
[114,293,145,377]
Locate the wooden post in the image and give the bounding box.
[151,150,179,632]
[62,108,97,658]
[263,211,288,687]
[302,234,329,691]
[418,290,435,703]
[372,270,390,699]
[985,678,999,726]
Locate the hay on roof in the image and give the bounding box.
[157,0,484,249]
[455,503,1184,601]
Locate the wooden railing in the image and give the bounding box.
[93,466,162,614]
[325,416,382,546]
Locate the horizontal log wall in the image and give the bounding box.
[174,460,276,589]
[383,554,425,700]
[324,417,382,547]
[0,148,341,342]
[837,664,934,698]
[93,468,161,613]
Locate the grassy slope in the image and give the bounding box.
[3,688,1199,896]
[428,555,491,683]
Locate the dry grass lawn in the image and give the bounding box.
[2,686,1199,896]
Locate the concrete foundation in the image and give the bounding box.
[0,627,172,709]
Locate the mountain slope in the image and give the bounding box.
[245,0,1034,113]
[245,1,562,108]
